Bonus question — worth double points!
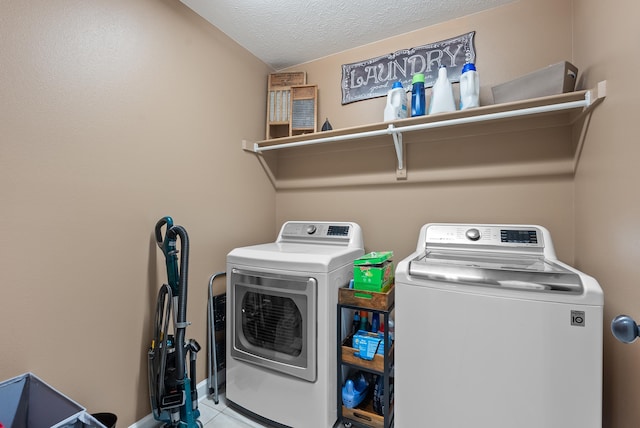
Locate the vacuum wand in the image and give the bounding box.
[167,224,189,383]
[187,339,201,408]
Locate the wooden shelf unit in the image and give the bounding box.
[337,286,395,428]
[266,72,318,140]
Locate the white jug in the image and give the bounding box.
[429,65,456,114]
[384,82,408,121]
[460,63,480,110]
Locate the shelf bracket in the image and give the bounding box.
[388,125,407,179]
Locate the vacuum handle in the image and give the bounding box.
[155,217,180,293]
[154,216,174,249]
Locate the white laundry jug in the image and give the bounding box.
[460,62,480,110]
[384,81,408,121]
[429,65,456,114]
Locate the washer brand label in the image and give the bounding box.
[571,310,586,327]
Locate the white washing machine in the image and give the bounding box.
[226,221,364,428]
[394,223,603,428]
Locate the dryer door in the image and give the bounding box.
[230,269,317,382]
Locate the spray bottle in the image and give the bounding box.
[459,63,480,110]
[360,311,369,331]
[384,81,408,121]
[352,311,360,335]
[429,65,456,114]
[371,312,380,333]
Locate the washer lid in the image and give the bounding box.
[408,250,583,294]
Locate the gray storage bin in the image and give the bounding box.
[0,373,106,428]
[492,61,578,104]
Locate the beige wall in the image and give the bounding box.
[278,0,577,262]
[275,0,640,426]
[277,178,574,261]
[0,0,274,425]
[573,1,640,427]
[296,0,574,132]
[4,0,639,426]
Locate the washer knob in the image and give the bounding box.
[465,228,481,241]
[306,225,317,235]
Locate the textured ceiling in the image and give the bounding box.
[180,0,516,70]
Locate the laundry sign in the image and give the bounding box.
[341,31,476,105]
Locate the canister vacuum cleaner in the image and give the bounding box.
[148,216,202,427]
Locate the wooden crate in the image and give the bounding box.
[341,336,394,372]
[339,284,395,311]
[268,72,306,89]
[266,72,306,140]
[342,399,394,428]
[290,84,318,136]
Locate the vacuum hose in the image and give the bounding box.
[166,224,189,383]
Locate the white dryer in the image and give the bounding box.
[226,221,364,428]
[394,223,603,428]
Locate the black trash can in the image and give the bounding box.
[91,413,117,428]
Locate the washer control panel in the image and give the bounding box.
[425,224,544,247]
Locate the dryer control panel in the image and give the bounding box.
[277,221,364,248]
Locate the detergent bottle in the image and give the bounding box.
[342,372,370,409]
[383,81,408,122]
[373,374,388,415]
[410,73,426,117]
[371,312,380,333]
[429,65,456,114]
[351,311,360,336]
[459,62,480,110]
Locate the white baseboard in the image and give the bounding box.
[128,379,210,428]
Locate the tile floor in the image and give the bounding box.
[198,392,265,428]
[197,389,346,428]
